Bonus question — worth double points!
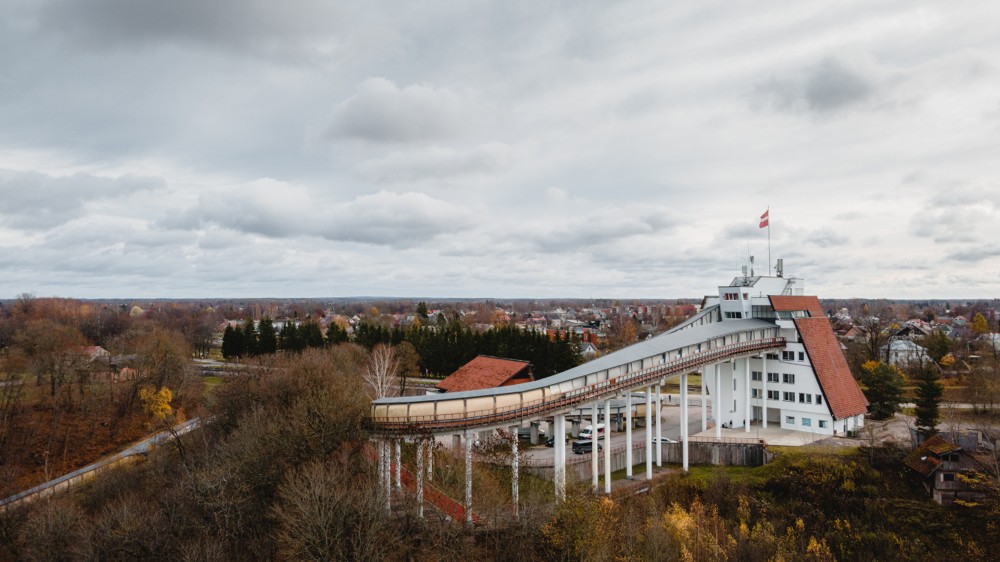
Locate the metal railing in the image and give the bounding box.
[370,337,785,435]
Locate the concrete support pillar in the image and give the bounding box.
[554,414,566,501]
[530,422,540,446]
[591,402,599,492]
[393,440,401,490]
[603,399,612,495]
[416,439,425,519]
[452,434,461,451]
[762,354,768,429]
[571,419,581,437]
[701,366,707,433]
[464,429,473,527]
[681,372,689,472]
[510,425,519,519]
[645,388,653,480]
[745,357,751,433]
[655,384,663,467]
[715,364,722,439]
[625,392,633,480]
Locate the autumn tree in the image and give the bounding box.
[860,361,904,420]
[972,312,990,337]
[362,343,398,399]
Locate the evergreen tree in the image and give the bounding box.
[914,363,943,436]
[242,317,258,357]
[257,317,277,354]
[923,330,952,363]
[325,322,348,345]
[416,301,429,319]
[300,320,324,349]
[860,361,905,420]
[221,324,237,359]
[279,322,302,352]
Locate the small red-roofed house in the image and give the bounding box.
[905,435,985,506]
[435,356,534,393]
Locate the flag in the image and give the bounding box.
[759,209,769,229]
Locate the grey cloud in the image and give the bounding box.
[806,229,848,248]
[168,184,475,247]
[752,54,879,114]
[325,78,467,143]
[949,245,1000,263]
[0,169,164,230]
[34,0,352,59]
[357,142,511,183]
[527,210,678,254]
[911,187,999,243]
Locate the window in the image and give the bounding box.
[819,420,828,429]
[782,373,795,384]
[767,372,780,383]
[733,400,737,412]
[725,311,743,319]
[943,473,955,482]
[767,390,779,400]
[802,418,812,427]
[752,371,762,381]
[816,395,823,405]
[782,351,793,361]
[751,388,761,398]
[734,379,737,390]
[798,352,805,361]
[782,392,794,402]
[767,353,779,360]
[798,393,812,404]
[786,416,795,425]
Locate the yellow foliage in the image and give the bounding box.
[140,386,173,422]
[940,353,956,367]
[861,360,880,373]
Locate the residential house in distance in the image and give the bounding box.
[905,435,986,506]
[433,355,534,394]
[882,339,927,367]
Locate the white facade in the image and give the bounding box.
[704,274,865,437]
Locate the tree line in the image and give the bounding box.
[223,317,583,379]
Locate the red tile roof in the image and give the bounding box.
[905,435,961,477]
[435,356,533,393]
[795,317,869,420]
[769,295,826,318]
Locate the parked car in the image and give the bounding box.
[572,440,604,454]
[578,423,606,440]
[651,437,678,444]
[545,435,570,447]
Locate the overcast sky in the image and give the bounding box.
[1,1,998,300]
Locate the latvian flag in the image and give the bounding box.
[759,210,769,229]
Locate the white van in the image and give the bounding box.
[578,424,606,440]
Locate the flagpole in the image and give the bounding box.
[767,206,771,275]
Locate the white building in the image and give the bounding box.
[697,274,868,436]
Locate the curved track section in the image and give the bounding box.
[371,318,785,436]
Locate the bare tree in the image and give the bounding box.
[363,344,399,399]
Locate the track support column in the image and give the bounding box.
[464,429,473,527]
[681,372,689,472]
[604,399,611,494]
[762,353,768,429]
[715,364,722,439]
[591,402,599,492]
[416,439,425,518]
[625,391,633,480]
[645,387,652,481]
[655,384,662,467]
[510,425,519,519]
[394,440,401,490]
[745,357,751,433]
[701,365,707,432]
[554,414,566,501]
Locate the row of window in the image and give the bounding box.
[724,311,743,319]
[781,350,805,362]
[785,416,828,429]
[750,389,822,405]
[751,371,796,384]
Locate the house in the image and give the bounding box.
[434,356,534,393]
[80,346,111,361]
[904,435,986,506]
[580,341,600,358]
[881,339,927,367]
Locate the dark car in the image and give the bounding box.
[545,435,570,447]
[571,440,604,454]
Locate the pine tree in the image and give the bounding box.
[300,320,324,349]
[914,363,943,436]
[221,325,237,359]
[325,322,348,345]
[242,317,258,357]
[257,317,277,354]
